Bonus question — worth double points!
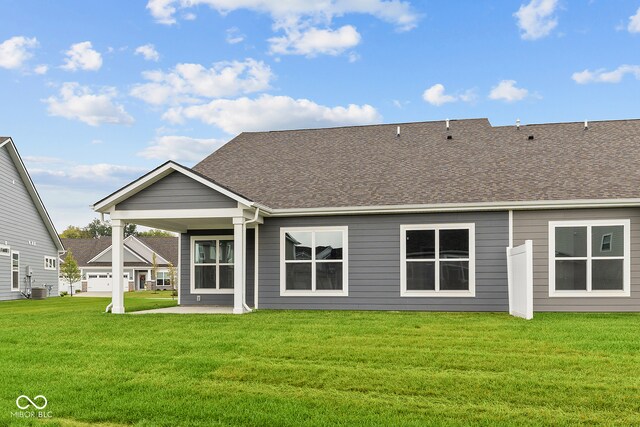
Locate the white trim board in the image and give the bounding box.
[264,198,640,217]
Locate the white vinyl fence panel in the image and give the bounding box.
[507,240,533,320]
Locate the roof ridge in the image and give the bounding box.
[239,118,492,134]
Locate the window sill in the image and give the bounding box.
[280,290,348,297]
[401,290,476,298]
[549,290,630,298]
[191,288,234,295]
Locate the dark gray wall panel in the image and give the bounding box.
[180,229,254,307]
[0,145,59,301]
[117,172,237,211]
[258,212,509,311]
[513,208,640,312]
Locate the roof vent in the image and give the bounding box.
[447,135,453,140]
[528,135,534,140]
[445,119,450,131]
[516,118,520,130]
[396,125,400,137]
[584,120,588,130]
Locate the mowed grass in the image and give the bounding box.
[0,296,639,427]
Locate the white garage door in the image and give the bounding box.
[86,273,129,291]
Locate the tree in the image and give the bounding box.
[136,229,175,237]
[60,251,82,296]
[85,218,112,238]
[149,252,158,293]
[168,262,178,300]
[59,226,91,239]
[61,219,137,239]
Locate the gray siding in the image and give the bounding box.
[180,229,255,306]
[259,212,509,311]
[513,208,640,312]
[117,172,237,211]
[0,145,59,300]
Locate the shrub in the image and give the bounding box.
[59,291,68,297]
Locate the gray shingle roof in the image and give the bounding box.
[193,118,640,209]
[61,237,178,267]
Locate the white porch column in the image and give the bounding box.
[233,216,245,314]
[111,219,125,314]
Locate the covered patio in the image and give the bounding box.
[93,162,264,315]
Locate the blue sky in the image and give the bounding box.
[0,0,639,231]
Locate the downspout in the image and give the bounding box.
[242,207,260,312]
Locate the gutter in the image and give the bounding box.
[260,198,640,217]
[241,207,261,313]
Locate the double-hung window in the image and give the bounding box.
[11,251,19,291]
[549,220,630,297]
[44,256,57,270]
[191,236,234,293]
[401,224,475,297]
[280,226,348,296]
[156,271,171,287]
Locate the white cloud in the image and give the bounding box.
[628,7,640,33]
[147,0,418,29]
[135,44,160,61]
[488,80,529,102]
[139,135,226,163]
[0,36,38,69]
[130,58,273,105]
[422,84,456,106]
[514,0,559,40]
[34,64,48,75]
[226,27,245,44]
[572,65,640,84]
[162,94,381,134]
[422,84,476,106]
[62,41,103,71]
[26,157,147,186]
[44,82,134,126]
[269,25,361,56]
[146,0,418,56]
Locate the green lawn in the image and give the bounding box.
[0,296,639,426]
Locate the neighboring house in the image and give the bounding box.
[0,137,64,301]
[93,118,640,314]
[59,236,178,293]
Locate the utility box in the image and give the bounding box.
[31,287,47,300]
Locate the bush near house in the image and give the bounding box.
[0,297,638,426]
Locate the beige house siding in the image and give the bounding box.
[513,208,640,311]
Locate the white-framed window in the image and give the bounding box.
[190,236,234,294]
[0,244,9,256]
[11,251,19,291]
[44,256,57,270]
[549,220,630,297]
[400,224,476,297]
[280,226,348,296]
[156,271,171,287]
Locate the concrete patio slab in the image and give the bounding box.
[129,306,234,314]
[73,291,111,297]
